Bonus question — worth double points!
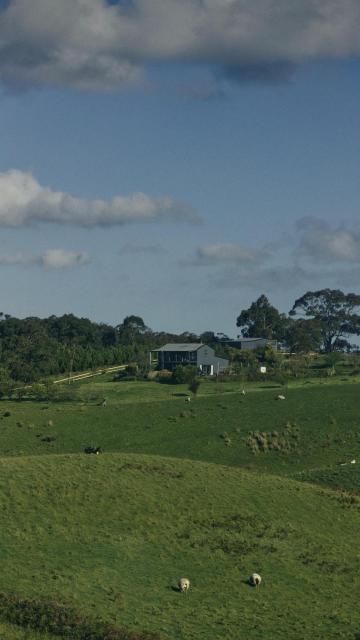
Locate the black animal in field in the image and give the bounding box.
[84,446,103,455]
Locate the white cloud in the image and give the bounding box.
[296,217,360,263]
[194,243,270,265]
[0,0,360,90]
[40,249,91,269]
[0,169,198,227]
[0,248,91,269]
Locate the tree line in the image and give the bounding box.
[0,288,359,386]
[235,289,360,354]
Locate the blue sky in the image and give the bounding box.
[0,1,360,336]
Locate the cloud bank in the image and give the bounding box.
[0,248,91,269]
[0,0,360,90]
[0,170,197,227]
[195,243,269,265]
[297,217,360,263]
[192,217,360,292]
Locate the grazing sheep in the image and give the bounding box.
[178,578,190,593]
[185,396,191,403]
[249,573,262,587]
[84,446,103,455]
[340,459,356,466]
[276,394,286,401]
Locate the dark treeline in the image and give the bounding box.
[0,289,359,385]
[0,312,205,384]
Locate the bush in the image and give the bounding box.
[172,365,197,385]
[0,592,165,640]
[188,379,201,396]
[157,370,173,384]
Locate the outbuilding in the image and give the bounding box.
[221,337,278,351]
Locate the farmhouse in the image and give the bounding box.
[221,337,278,351]
[153,343,229,375]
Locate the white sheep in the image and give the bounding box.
[178,578,190,593]
[185,397,191,403]
[241,389,246,396]
[249,573,262,587]
[276,394,286,401]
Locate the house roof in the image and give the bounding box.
[225,337,277,343]
[238,337,276,343]
[156,343,204,352]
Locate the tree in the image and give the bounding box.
[236,295,288,340]
[284,318,322,353]
[172,365,197,385]
[199,331,217,344]
[188,378,201,397]
[117,315,151,345]
[290,289,360,352]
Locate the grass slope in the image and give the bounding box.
[0,623,56,640]
[0,452,359,640]
[0,380,359,487]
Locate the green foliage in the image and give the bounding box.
[171,365,197,385]
[0,313,204,385]
[188,378,201,396]
[284,318,322,353]
[0,593,164,639]
[290,288,360,352]
[246,423,300,454]
[236,294,289,340]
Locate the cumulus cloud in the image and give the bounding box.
[194,243,270,265]
[0,0,360,90]
[0,169,198,227]
[40,249,91,269]
[296,217,360,263]
[0,248,91,269]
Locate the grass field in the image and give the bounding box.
[0,376,359,639]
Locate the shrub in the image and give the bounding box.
[0,592,165,640]
[188,379,201,396]
[172,365,197,385]
[246,423,300,454]
[157,370,173,384]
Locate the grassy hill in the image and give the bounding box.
[0,452,359,640]
[0,379,359,488]
[0,377,359,639]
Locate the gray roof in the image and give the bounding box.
[156,343,204,352]
[225,337,276,343]
[238,337,276,342]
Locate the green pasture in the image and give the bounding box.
[0,379,359,484]
[0,623,55,639]
[0,453,359,640]
[0,376,359,639]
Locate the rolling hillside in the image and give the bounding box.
[0,378,359,639]
[0,453,359,639]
